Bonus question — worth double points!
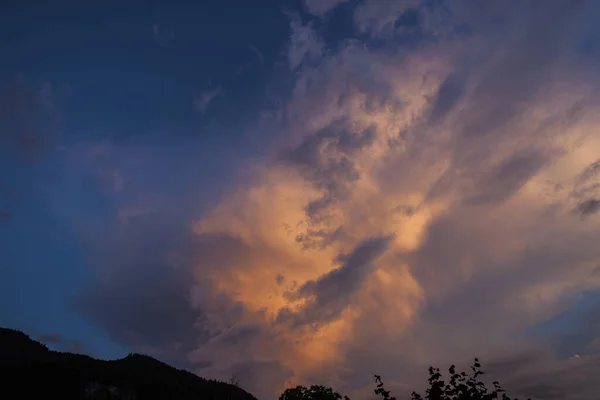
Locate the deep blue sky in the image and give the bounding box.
[1,0,293,139]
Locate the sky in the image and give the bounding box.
[1,0,600,399]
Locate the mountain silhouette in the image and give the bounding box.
[0,327,257,400]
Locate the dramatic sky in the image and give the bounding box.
[2,0,600,399]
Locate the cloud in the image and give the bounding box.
[303,0,349,17]
[249,44,265,67]
[279,235,394,328]
[62,1,600,399]
[71,212,208,367]
[230,359,295,399]
[189,322,295,399]
[287,18,324,70]
[353,0,420,34]
[499,351,600,400]
[192,1,599,396]
[572,158,600,217]
[459,149,551,206]
[575,198,600,217]
[193,86,223,114]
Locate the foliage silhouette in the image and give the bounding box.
[229,371,241,387]
[279,359,529,400]
[4,326,531,400]
[374,358,530,400]
[279,385,351,400]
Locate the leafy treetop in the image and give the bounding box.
[279,359,531,400]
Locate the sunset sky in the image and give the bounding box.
[1,0,600,399]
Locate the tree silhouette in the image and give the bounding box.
[279,385,350,400]
[229,371,241,387]
[278,358,529,400]
[374,358,530,400]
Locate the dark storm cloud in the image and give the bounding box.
[485,346,553,379]
[75,261,203,362]
[463,345,600,400]
[280,235,393,328]
[572,159,600,217]
[216,324,263,347]
[394,0,595,203]
[72,212,208,367]
[282,119,376,179]
[505,354,600,400]
[462,150,550,206]
[428,72,467,124]
[458,2,586,135]
[422,1,597,209]
[193,232,262,272]
[409,211,600,320]
[575,199,600,217]
[295,225,344,250]
[576,159,600,184]
[71,193,275,369]
[227,359,295,400]
[279,119,377,247]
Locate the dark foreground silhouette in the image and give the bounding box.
[2,326,529,400]
[0,327,257,400]
[280,359,530,400]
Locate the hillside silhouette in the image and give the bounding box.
[0,327,257,400]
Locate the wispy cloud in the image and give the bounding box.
[287,18,324,71]
[249,44,265,67]
[193,86,223,114]
[303,0,349,17]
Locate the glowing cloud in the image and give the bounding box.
[70,1,600,399]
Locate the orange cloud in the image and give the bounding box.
[184,4,600,397]
[68,2,600,399]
